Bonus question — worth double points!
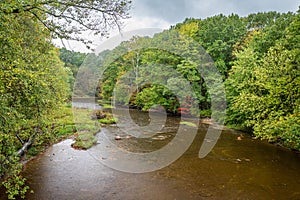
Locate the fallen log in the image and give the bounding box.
[17,140,33,156]
[16,127,40,156]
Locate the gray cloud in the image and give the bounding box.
[131,0,299,24]
[131,0,188,23]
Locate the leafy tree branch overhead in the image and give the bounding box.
[0,1,132,199]
[0,0,132,46]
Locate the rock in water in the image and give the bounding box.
[115,135,122,140]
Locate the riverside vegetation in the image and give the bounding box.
[0,0,131,199]
[0,1,299,199]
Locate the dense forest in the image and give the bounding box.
[76,10,299,150]
[0,0,299,199]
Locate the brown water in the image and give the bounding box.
[1,109,300,200]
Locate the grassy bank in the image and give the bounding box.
[61,106,117,150]
[50,104,101,150]
[25,104,76,159]
[71,107,100,150]
[26,104,102,158]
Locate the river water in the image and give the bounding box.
[1,108,300,200]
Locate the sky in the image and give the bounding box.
[61,0,299,52]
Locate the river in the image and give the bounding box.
[1,107,300,199]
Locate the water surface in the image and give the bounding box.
[1,109,299,199]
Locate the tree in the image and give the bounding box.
[175,14,247,78]
[59,48,87,96]
[59,48,87,78]
[0,1,132,199]
[97,28,222,117]
[226,10,299,150]
[0,10,69,198]
[248,12,295,57]
[0,0,131,47]
[246,11,281,29]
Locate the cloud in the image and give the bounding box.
[131,0,191,23]
[227,0,299,15]
[131,0,299,24]
[123,16,170,31]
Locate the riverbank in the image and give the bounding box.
[27,103,299,162]
[24,104,100,159]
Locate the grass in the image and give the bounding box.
[97,99,115,109]
[71,107,100,150]
[180,121,197,127]
[97,99,111,104]
[50,105,118,150]
[199,109,212,118]
[71,131,98,150]
[25,104,77,158]
[96,111,118,125]
[102,104,115,109]
[55,125,75,138]
[51,104,77,140]
[36,104,100,151]
[71,108,118,149]
[98,117,118,124]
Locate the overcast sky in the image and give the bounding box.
[63,0,299,52]
[126,0,299,29]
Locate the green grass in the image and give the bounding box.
[50,104,77,140]
[102,104,115,109]
[97,111,118,125]
[25,104,77,158]
[97,99,111,104]
[71,109,119,148]
[56,125,75,137]
[71,132,98,149]
[97,99,115,109]
[180,121,197,127]
[199,109,212,117]
[37,104,100,151]
[98,117,118,124]
[71,107,100,150]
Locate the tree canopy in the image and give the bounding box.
[226,10,299,149]
[0,0,131,199]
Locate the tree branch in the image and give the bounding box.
[3,0,131,46]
